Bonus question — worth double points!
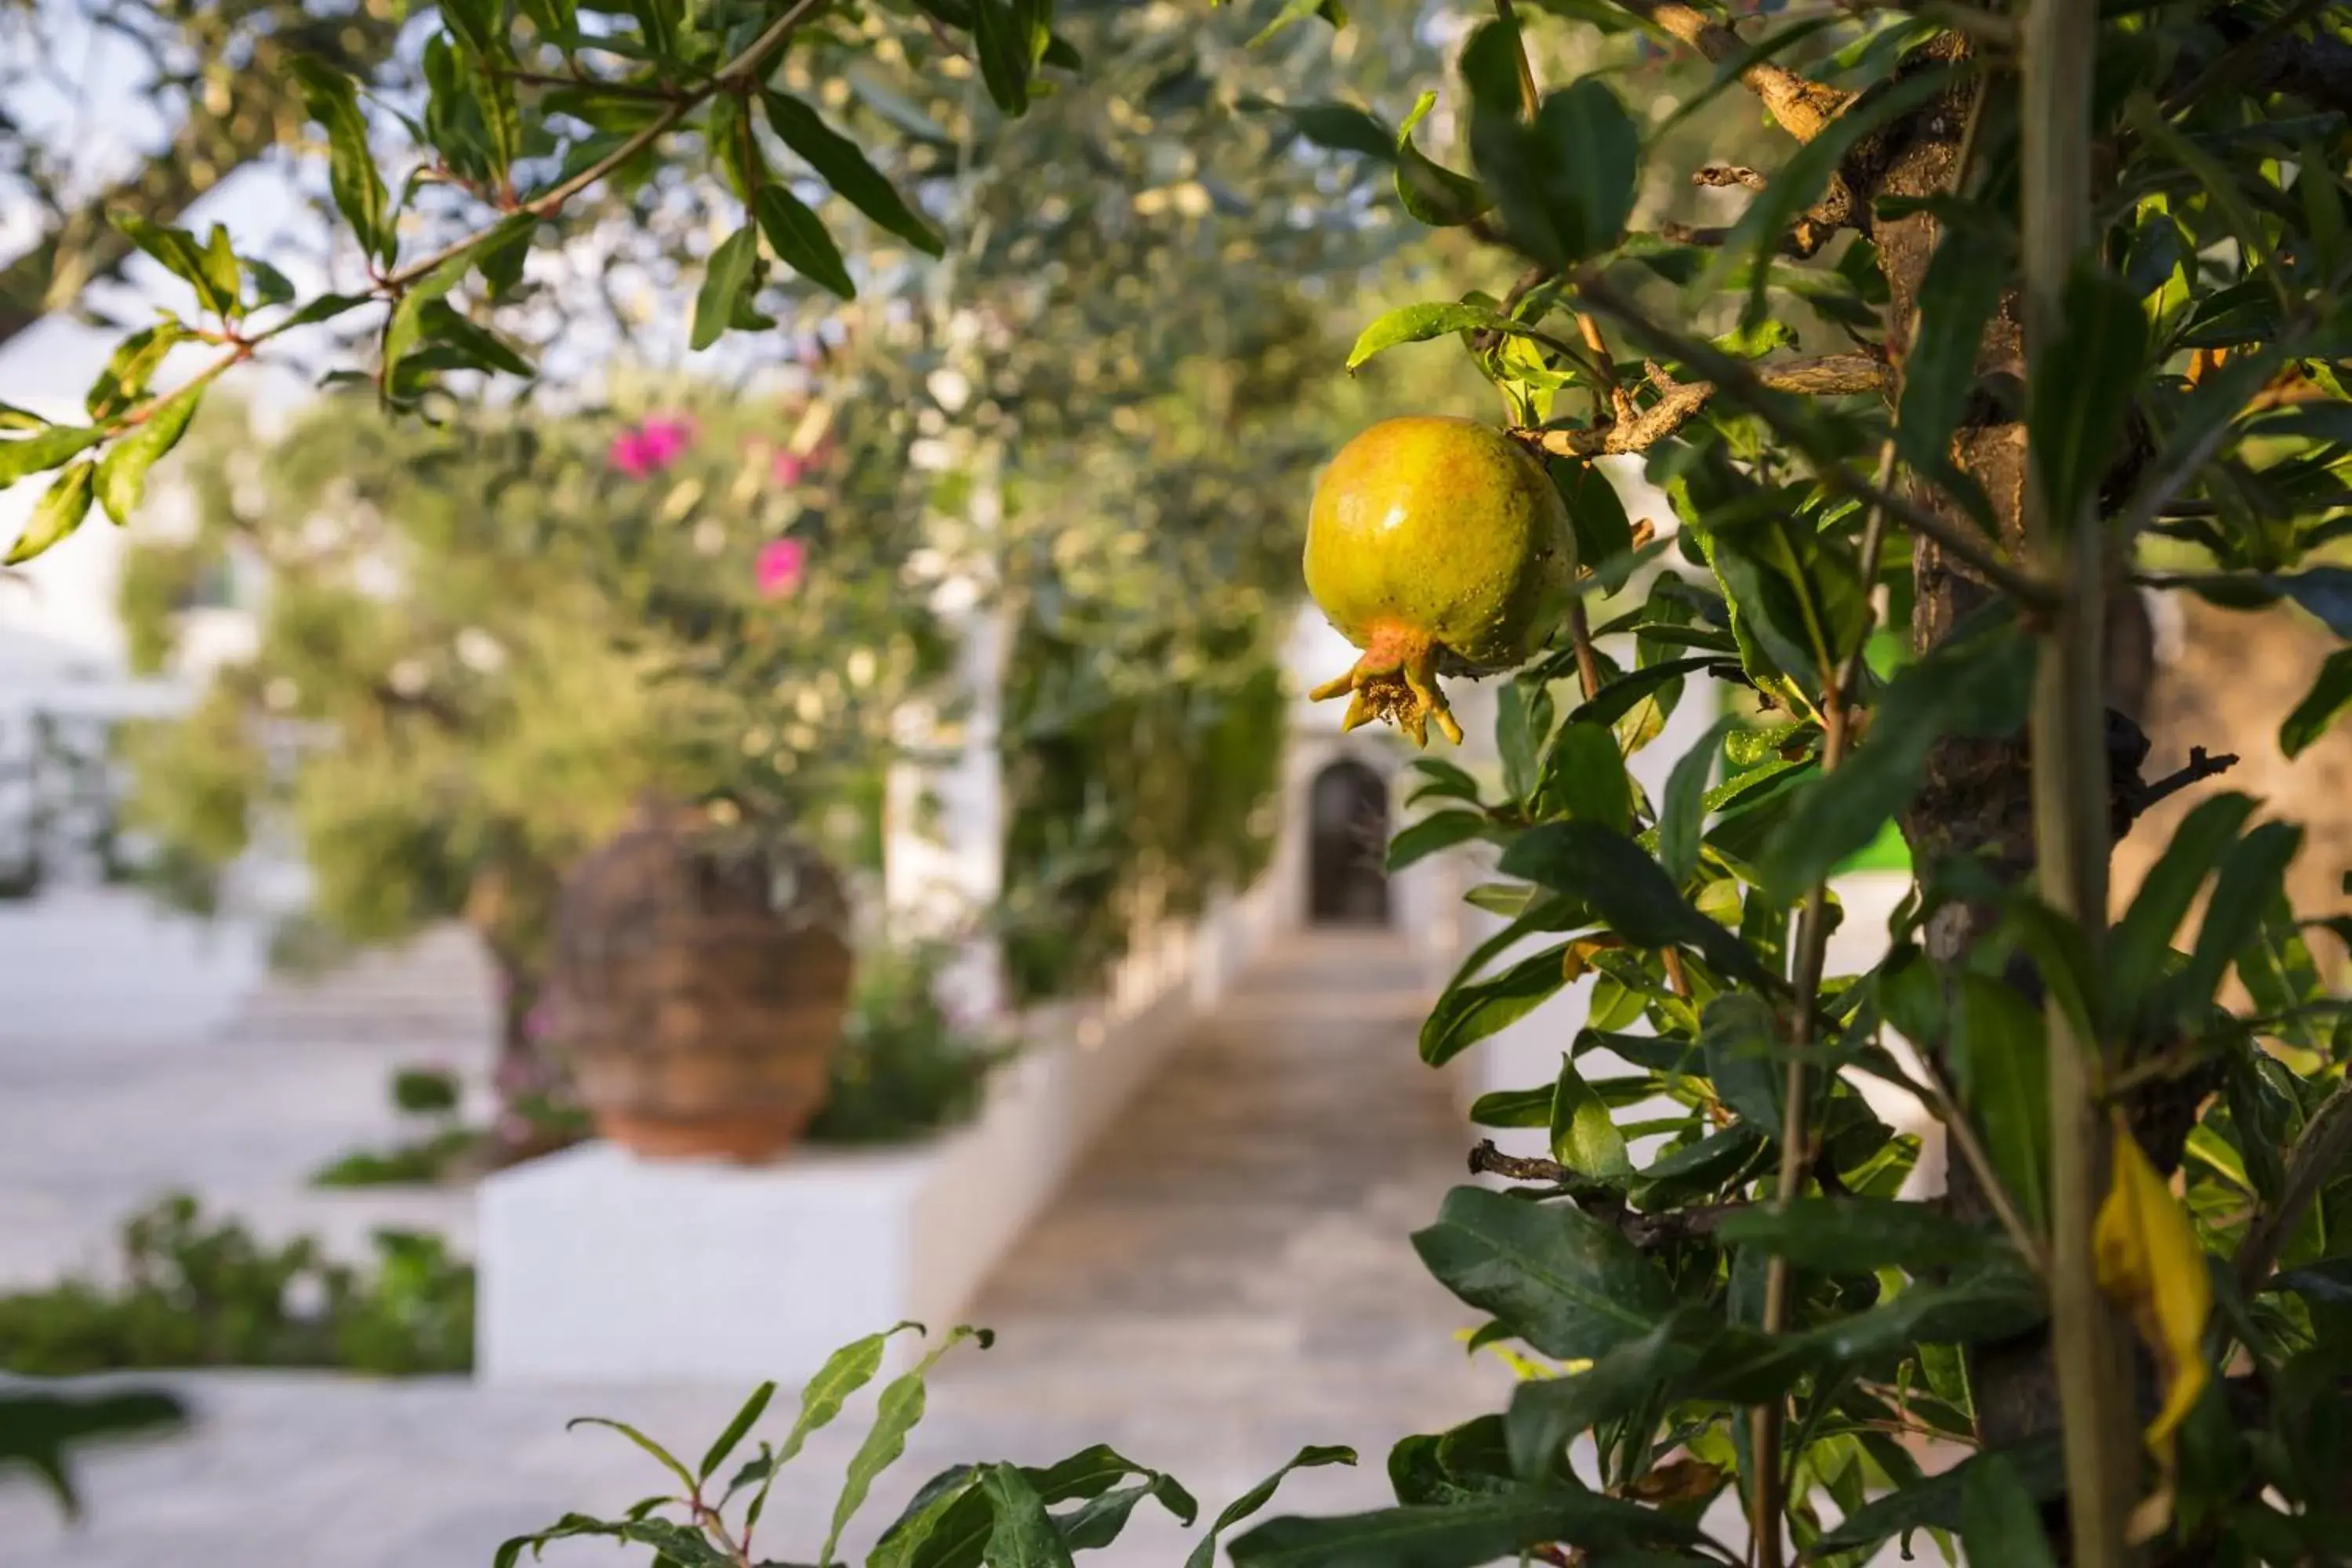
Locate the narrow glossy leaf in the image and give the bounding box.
[1949,974,2049,1230]
[1410,1185,1675,1360]
[1504,1310,1715,1479]
[1247,0,1345,47]
[756,186,856,301]
[1057,1480,1190,1552]
[1718,1198,1995,1273]
[1535,721,1631,833]
[1659,716,1736,886]
[1959,1454,2058,1568]
[0,424,105,490]
[824,1327,993,1564]
[383,249,475,373]
[4,459,96,565]
[1757,618,2034,901]
[1501,821,1775,989]
[2280,647,2352,759]
[292,58,394,262]
[738,1320,921,1513]
[110,212,236,317]
[764,92,944,256]
[1405,757,1483,808]
[1468,1086,1553,1127]
[415,299,536,379]
[0,399,46,432]
[95,381,202,525]
[1553,458,1632,567]
[1386,811,1487,873]
[1563,656,1718,730]
[1346,302,1512,370]
[1229,1486,1704,1568]
[1548,1055,1630,1178]
[1809,1434,2056,1555]
[1417,940,1573,1066]
[2027,263,2149,529]
[564,1416,696,1493]
[1393,93,1488,227]
[1387,1418,1515,1507]
[871,1466,985,1568]
[1183,1447,1356,1568]
[969,0,1031,114]
[698,1381,775,1483]
[2176,821,2303,1010]
[1250,99,1396,162]
[1699,993,1782,1131]
[2111,793,2257,1024]
[691,223,760,351]
[86,323,185,421]
[1469,73,1639,268]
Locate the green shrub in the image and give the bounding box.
[806,944,1010,1146]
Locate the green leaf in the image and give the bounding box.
[1406,757,1483,808]
[1959,1454,2057,1567]
[2175,821,2303,1011]
[292,58,394,263]
[825,1326,992,1565]
[1468,1086,1553,1127]
[1552,459,1631,568]
[1757,617,2034,901]
[970,0,1032,114]
[691,223,761,350]
[1229,1487,1704,1568]
[2281,647,2352,759]
[2111,792,2257,1025]
[1718,1198,1996,1273]
[1387,1418,1515,1507]
[1564,656,1719,730]
[1345,302,1513,370]
[1418,939,1573,1066]
[1393,93,1489,227]
[2027,263,2149,529]
[0,1386,185,1519]
[1386,811,1488,873]
[0,426,104,496]
[94,381,203,525]
[85,324,187,421]
[1504,1310,1715,1479]
[1409,1185,1675,1361]
[756,186,857,301]
[1698,993,1782,1131]
[1811,1436,2063,1555]
[764,92,945,256]
[1468,70,1639,269]
[872,1467,987,1568]
[698,1381,775,1484]
[1501,822,1776,990]
[1534,721,1633,834]
[110,212,237,317]
[1247,0,1348,49]
[4,459,96,565]
[1250,99,1396,162]
[382,249,476,375]
[978,1465,1077,1568]
[738,1321,922,1515]
[1184,1448,1356,1568]
[1659,716,1737,887]
[1947,974,2049,1230]
[564,1416,697,1493]
[1548,1055,1630,1178]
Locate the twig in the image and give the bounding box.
[1515,356,1889,458]
[1468,1141,1744,1247]
[1751,439,1896,1568]
[1567,274,2056,608]
[1694,165,1769,190]
[2234,1080,2352,1300]
[2124,745,2239,820]
[1599,0,1855,140]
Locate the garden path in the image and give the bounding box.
[0,928,1517,1567]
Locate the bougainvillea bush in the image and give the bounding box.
[7,0,2352,1562]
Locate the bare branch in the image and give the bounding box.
[1515,354,1888,457]
[2123,745,2239,822]
[1604,0,1855,141]
[1467,1141,1743,1247]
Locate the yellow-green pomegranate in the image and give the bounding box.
[1303,416,1575,746]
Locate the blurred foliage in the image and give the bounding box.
[806,940,1009,1143]
[0,1195,472,1376]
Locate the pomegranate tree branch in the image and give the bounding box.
[1597,0,1854,140]
[1515,354,1888,457]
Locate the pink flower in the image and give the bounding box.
[771,450,807,488]
[607,412,696,477]
[756,537,808,599]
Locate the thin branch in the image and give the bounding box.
[2234,1080,2352,1300]
[1515,355,1889,457]
[2122,745,2239,822]
[1468,1141,1744,1247]
[386,0,827,292]
[1602,0,1855,141]
[1568,273,2056,608]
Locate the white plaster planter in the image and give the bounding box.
[477,878,1276,1386]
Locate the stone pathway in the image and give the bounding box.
[0,930,1519,1566]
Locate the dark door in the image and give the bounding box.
[1307,758,1389,926]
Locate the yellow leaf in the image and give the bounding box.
[2093,1111,2212,1541]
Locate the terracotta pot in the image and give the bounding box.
[546,797,853,1163]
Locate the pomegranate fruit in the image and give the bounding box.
[1303,416,1575,746]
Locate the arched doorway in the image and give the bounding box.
[1307,757,1390,926]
